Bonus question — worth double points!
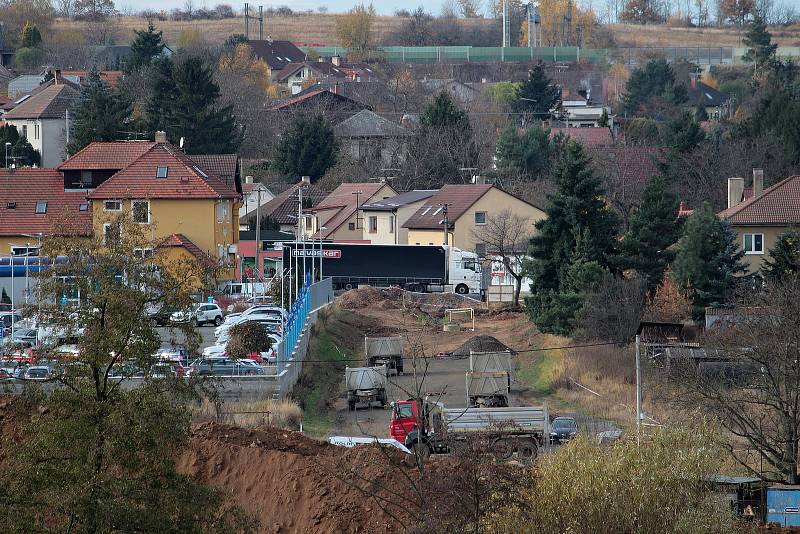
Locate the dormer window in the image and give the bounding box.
[6,202,16,209]
[156,166,168,178]
[35,201,47,214]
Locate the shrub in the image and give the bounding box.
[226,321,272,359]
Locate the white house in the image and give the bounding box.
[240,180,276,223]
[3,75,79,168]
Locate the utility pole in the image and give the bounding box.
[635,334,642,445]
[440,203,449,246]
[254,184,262,284]
[502,0,510,48]
[259,5,264,40]
[244,3,249,39]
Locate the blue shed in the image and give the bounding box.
[766,485,800,526]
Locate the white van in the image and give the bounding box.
[218,282,268,298]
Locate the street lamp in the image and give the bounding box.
[4,142,11,168]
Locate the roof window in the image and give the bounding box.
[35,201,47,214]
[6,202,16,209]
[156,166,168,178]
[193,165,208,178]
[79,202,89,211]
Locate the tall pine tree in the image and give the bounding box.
[671,203,745,319]
[623,58,688,117]
[126,21,165,73]
[68,69,132,154]
[513,63,560,118]
[763,229,800,281]
[743,14,777,74]
[524,141,619,334]
[494,122,553,181]
[146,56,241,154]
[615,174,681,292]
[272,114,337,182]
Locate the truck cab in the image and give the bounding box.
[390,399,421,443]
[448,248,482,295]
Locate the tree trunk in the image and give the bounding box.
[513,275,522,307]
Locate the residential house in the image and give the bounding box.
[273,60,349,95]
[334,110,410,167]
[269,88,368,120]
[718,169,798,275]
[246,178,328,234]
[236,228,294,281]
[295,80,401,111]
[420,79,479,105]
[549,126,613,147]
[688,76,733,120]
[61,70,124,89]
[403,183,546,255]
[309,181,398,241]
[248,39,307,74]
[3,74,80,167]
[240,179,276,223]
[359,190,437,244]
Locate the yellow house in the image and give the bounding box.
[718,171,800,274]
[404,184,546,256]
[86,139,241,281]
[308,181,397,241]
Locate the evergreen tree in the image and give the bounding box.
[1,288,10,305]
[494,122,552,180]
[126,21,165,72]
[0,124,39,167]
[623,58,688,117]
[662,110,706,153]
[743,14,777,74]
[514,63,560,118]
[272,114,337,182]
[19,22,42,48]
[615,174,681,292]
[68,69,132,155]
[671,203,746,319]
[147,56,242,154]
[421,91,471,130]
[763,229,800,281]
[524,141,619,333]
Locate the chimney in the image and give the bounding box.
[301,175,311,184]
[154,131,167,143]
[332,55,341,66]
[727,177,745,209]
[753,168,764,199]
[53,69,63,85]
[472,175,485,185]
[245,175,254,184]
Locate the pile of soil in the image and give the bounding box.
[451,335,514,358]
[178,422,419,533]
[338,287,480,315]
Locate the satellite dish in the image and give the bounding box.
[179,137,185,149]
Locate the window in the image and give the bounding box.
[348,222,356,231]
[132,200,150,224]
[6,202,16,209]
[305,216,313,230]
[133,248,154,259]
[475,243,487,257]
[216,201,230,224]
[11,246,39,256]
[79,202,89,212]
[368,216,377,234]
[35,201,47,214]
[389,215,395,234]
[80,170,93,187]
[34,123,39,140]
[103,223,120,246]
[475,211,487,225]
[156,166,168,178]
[21,125,27,139]
[104,200,121,211]
[743,233,764,255]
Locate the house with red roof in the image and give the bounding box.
[404,182,545,256]
[308,181,397,242]
[718,169,798,274]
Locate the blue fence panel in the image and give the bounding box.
[281,273,312,369]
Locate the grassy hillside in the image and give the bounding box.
[51,15,800,50]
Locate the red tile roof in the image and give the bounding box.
[60,70,124,89]
[250,181,327,225]
[0,169,91,237]
[161,233,215,265]
[718,175,800,225]
[403,184,494,230]
[190,154,238,184]
[87,143,239,200]
[269,89,366,111]
[59,141,157,170]
[550,127,614,147]
[314,182,395,237]
[3,83,80,120]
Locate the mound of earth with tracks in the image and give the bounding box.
[178,422,420,533]
[451,335,514,358]
[338,287,481,316]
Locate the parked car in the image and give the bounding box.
[0,312,22,334]
[23,366,51,380]
[187,358,264,377]
[149,362,186,378]
[0,369,13,381]
[154,346,190,364]
[108,362,145,379]
[146,304,175,327]
[550,416,579,445]
[170,304,224,327]
[226,295,273,312]
[5,328,38,347]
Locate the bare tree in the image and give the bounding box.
[664,276,800,483]
[458,0,484,17]
[472,210,533,307]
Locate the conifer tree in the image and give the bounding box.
[126,21,165,72]
[68,69,132,154]
[743,14,778,74]
[272,114,337,181]
[494,122,553,180]
[514,63,560,118]
[763,229,800,281]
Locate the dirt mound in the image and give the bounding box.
[451,335,514,358]
[178,422,417,533]
[338,286,480,314]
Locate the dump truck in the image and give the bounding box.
[466,351,512,407]
[345,365,388,411]
[365,336,404,375]
[390,398,549,461]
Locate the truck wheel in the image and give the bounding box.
[344,283,354,290]
[455,284,469,295]
[492,437,513,460]
[517,439,538,461]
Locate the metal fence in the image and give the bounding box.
[303,45,800,66]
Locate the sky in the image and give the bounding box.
[116,0,447,16]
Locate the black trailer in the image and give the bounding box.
[282,243,446,292]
